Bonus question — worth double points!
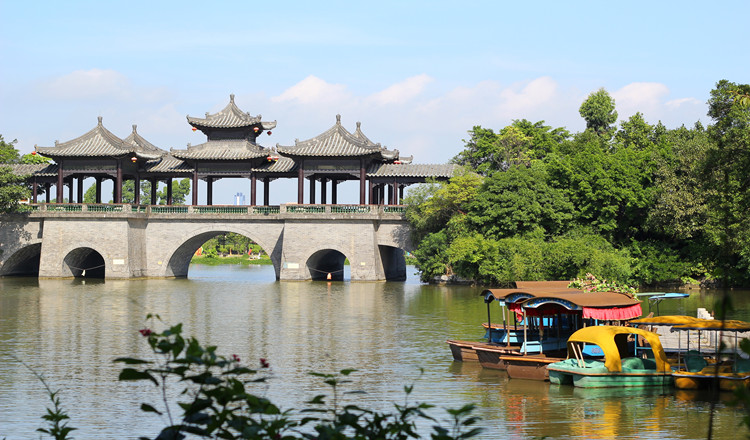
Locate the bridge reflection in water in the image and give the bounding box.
[0,203,411,282]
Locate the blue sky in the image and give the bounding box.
[1,1,748,203]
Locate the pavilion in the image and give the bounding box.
[25,95,456,205]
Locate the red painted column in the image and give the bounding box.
[206,178,213,206]
[95,177,102,203]
[56,160,64,202]
[297,161,304,204]
[192,168,199,205]
[134,175,141,205]
[250,173,257,206]
[115,160,123,203]
[166,179,173,205]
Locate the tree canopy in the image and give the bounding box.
[406,81,750,287]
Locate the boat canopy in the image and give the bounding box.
[672,319,750,332]
[630,315,703,326]
[496,290,642,320]
[566,326,671,373]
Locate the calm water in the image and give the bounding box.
[1,265,750,439]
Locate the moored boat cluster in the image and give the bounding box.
[447,281,750,391]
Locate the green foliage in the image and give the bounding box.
[567,273,636,298]
[468,162,574,239]
[0,165,31,212]
[112,315,482,440]
[21,152,52,164]
[404,171,483,243]
[0,135,21,163]
[578,88,618,136]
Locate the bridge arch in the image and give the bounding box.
[378,245,407,281]
[0,243,42,276]
[306,248,349,281]
[161,224,282,279]
[63,247,106,278]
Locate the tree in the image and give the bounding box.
[579,88,618,137]
[21,152,52,164]
[0,135,31,212]
[0,135,21,163]
[703,80,750,283]
[468,162,574,239]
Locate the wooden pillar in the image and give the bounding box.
[359,159,366,205]
[320,178,327,205]
[68,178,74,204]
[150,179,157,205]
[379,184,385,205]
[56,161,64,203]
[206,178,213,206]
[297,161,304,204]
[399,184,404,202]
[368,181,374,205]
[77,176,84,204]
[45,183,51,203]
[95,177,102,203]
[332,179,338,205]
[263,177,270,206]
[166,179,173,205]
[391,180,398,205]
[387,183,394,205]
[192,168,199,206]
[250,174,257,206]
[115,160,123,203]
[134,175,141,205]
[309,177,316,204]
[32,178,38,203]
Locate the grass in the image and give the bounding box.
[191,255,273,265]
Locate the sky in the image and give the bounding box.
[1,1,748,204]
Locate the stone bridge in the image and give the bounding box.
[0,204,413,281]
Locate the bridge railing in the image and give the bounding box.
[27,203,405,216]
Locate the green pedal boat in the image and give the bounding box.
[547,326,673,388]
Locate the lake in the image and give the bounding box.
[1,265,748,439]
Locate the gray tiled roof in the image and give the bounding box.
[143,155,193,173]
[251,156,296,173]
[35,117,165,159]
[170,140,269,160]
[187,94,277,130]
[1,163,58,177]
[277,115,388,158]
[123,125,167,160]
[367,163,458,178]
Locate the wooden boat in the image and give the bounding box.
[447,281,573,362]
[667,319,750,391]
[547,326,673,388]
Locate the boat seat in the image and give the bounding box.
[621,357,645,370]
[734,358,750,373]
[685,351,708,372]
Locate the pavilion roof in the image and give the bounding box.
[35,117,165,160]
[1,163,58,177]
[142,155,193,174]
[276,115,400,160]
[251,156,297,173]
[187,94,277,130]
[122,125,167,160]
[367,163,458,178]
[170,140,269,161]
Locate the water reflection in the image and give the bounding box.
[0,268,748,439]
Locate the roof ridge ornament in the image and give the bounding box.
[97,116,103,125]
[356,121,361,129]
[132,124,137,133]
[230,94,235,103]
[336,114,341,125]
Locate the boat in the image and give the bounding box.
[446,281,573,362]
[667,319,750,391]
[463,284,644,380]
[546,326,673,388]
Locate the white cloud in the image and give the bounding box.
[37,69,134,101]
[272,75,351,105]
[366,74,433,106]
[611,82,670,116]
